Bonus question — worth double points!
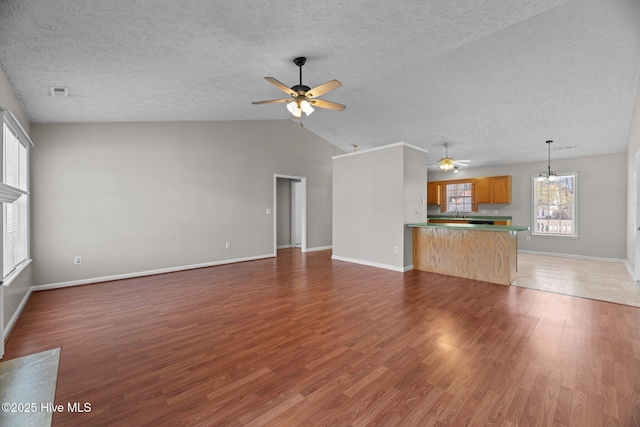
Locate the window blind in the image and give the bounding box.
[2,119,29,278]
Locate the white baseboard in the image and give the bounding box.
[625,259,634,277]
[517,250,626,263]
[31,253,276,292]
[304,245,332,253]
[624,259,639,284]
[277,245,292,249]
[4,287,32,340]
[404,265,413,272]
[331,255,405,272]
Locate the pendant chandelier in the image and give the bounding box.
[538,140,557,181]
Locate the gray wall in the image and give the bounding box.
[429,152,626,259]
[30,120,335,286]
[333,143,427,271]
[0,66,32,334]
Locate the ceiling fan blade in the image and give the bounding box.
[305,80,342,98]
[453,162,469,166]
[309,99,346,111]
[252,99,292,105]
[264,77,296,97]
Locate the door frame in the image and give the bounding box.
[634,149,640,280]
[273,174,307,255]
[290,180,303,248]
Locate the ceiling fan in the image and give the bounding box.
[252,57,346,118]
[433,143,471,171]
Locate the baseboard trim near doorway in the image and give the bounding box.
[331,255,405,272]
[304,246,332,253]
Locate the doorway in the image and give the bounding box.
[274,175,307,254]
[291,180,303,248]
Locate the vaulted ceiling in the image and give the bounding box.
[1,0,639,168]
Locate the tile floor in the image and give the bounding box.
[513,253,640,307]
[0,348,60,427]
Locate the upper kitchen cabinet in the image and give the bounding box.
[427,175,512,210]
[475,176,511,204]
[474,177,491,204]
[489,175,512,204]
[427,181,440,205]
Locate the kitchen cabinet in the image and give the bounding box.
[474,175,511,204]
[488,176,512,204]
[427,181,440,205]
[474,177,491,204]
[410,223,529,285]
[427,175,512,209]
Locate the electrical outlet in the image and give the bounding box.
[393,246,398,254]
[225,242,231,249]
[481,209,487,214]
[74,256,82,265]
[266,208,271,215]
[526,236,531,241]
[494,210,498,214]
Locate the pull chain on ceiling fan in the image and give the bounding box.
[252,57,346,118]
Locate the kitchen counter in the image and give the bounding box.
[426,215,514,225]
[427,215,513,221]
[409,222,529,232]
[408,222,529,285]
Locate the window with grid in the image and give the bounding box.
[446,182,473,212]
[2,113,30,279]
[532,173,577,237]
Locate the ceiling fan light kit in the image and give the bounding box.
[287,99,314,118]
[252,57,346,118]
[438,143,470,171]
[439,158,455,171]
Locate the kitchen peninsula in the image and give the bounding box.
[408,221,529,285]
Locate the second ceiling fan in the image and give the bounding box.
[252,57,346,118]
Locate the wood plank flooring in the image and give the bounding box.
[4,248,640,426]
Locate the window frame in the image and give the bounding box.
[531,171,579,238]
[1,108,33,282]
[445,182,473,213]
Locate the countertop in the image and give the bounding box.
[427,215,513,221]
[408,222,529,232]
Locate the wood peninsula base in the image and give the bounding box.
[411,225,523,285]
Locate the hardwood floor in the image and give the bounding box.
[4,248,640,426]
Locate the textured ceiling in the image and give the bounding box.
[1,0,639,168]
